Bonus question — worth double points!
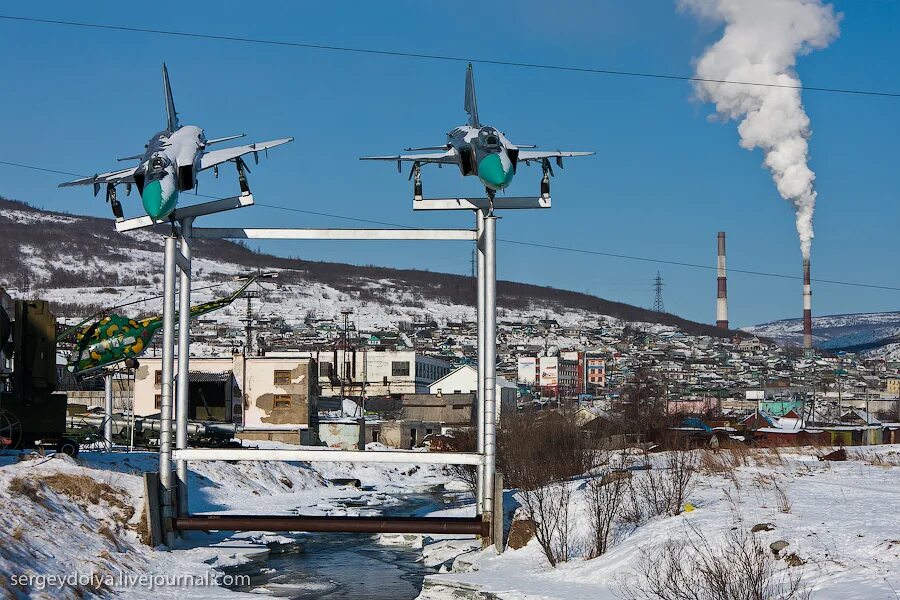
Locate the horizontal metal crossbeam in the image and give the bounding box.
[173,448,485,465]
[174,515,489,536]
[413,196,551,211]
[191,228,476,240]
[114,193,255,232]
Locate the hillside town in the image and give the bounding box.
[51,301,900,452]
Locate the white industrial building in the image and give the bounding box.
[272,349,452,398]
[428,365,517,420]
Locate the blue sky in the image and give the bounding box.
[0,1,897,327]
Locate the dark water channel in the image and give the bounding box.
[223,488,467,599]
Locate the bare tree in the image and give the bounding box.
[623,451,697,524]
[585,468,629,558]
[498,412,591,567]
[443,428,478,497]
[518,480,572,567]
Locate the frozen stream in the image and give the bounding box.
[223,487,468,599]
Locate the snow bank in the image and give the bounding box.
[420,446,900,599]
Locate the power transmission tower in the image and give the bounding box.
[652,271,665,313]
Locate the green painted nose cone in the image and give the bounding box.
[141,180,178,220]
[477,153,513,190]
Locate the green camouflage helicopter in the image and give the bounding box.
[66,276,261,375]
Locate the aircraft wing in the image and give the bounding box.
[360,148,458,165]
[199,137,294,170]
[516,150,595,162]
[58,167,137,188]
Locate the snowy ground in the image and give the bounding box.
[0,443,458,599]
[419,445,900,600]
[4,444,899,599]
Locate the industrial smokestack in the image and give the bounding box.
[716,232,728,329]
[803,258,813,353]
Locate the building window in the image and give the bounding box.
[155,394,162,409]
[320,362,331,378]
[392,361,410,377]
[155,370,163,385]
[274,370,291,385]
[273,394,293,409]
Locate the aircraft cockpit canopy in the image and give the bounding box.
[147,154,172,181]
[479,127,501,150]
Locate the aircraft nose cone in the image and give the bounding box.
[477,152,513,190]
[141,176,178,220]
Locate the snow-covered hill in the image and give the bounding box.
[745,311,900,355]
[0,197,729,345]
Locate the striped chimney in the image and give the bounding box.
[716,232,728,329]
[802,258,813,352]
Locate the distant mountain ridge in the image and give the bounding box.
[0,195,732,337]
[745,311,900,354]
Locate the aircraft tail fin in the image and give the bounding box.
[464,63,480,128]
[162,63,179,133]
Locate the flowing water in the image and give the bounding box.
[223,488,467,599]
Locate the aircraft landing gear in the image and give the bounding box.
[540,159,552,200]
[106,184,124,220]
[410,162,423,201]
[486,188,496,216]
[235,157,251,195]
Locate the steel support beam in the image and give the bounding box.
[476,210,486,512]
[103,372,113,448]
[482,216,497,529]
[175,217,193,518]
[115,193,255,232]
[173,448,484,465]
[413,196,551,211]
[174,515,489,536]
[158,235,178,548]
[191,228,475,241]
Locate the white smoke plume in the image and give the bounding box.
[680,0,840,259]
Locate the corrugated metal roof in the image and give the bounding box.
[189,371,233,383]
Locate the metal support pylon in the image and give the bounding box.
[158,234,178,548]
[476,210,486,512]
[103,372,113,448]
[482,215,497,529]
[176,217,193,518]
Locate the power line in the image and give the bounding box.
[0,160,83,178]
[1,14,898,99]
[2,159,898,292]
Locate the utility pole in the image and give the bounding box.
[241,286,260,356]
[653,271,665,313]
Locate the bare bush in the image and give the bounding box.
[443,428,478,497]
[773,482,792,514]
[498,412,592,567]
[621,525,810,600]
[519,480,572,567]
[623,451,697,524]
[585,469,629,558]
[498,412,593,491]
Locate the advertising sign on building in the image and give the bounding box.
[539,356,559,387]
[517,357,537,384]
